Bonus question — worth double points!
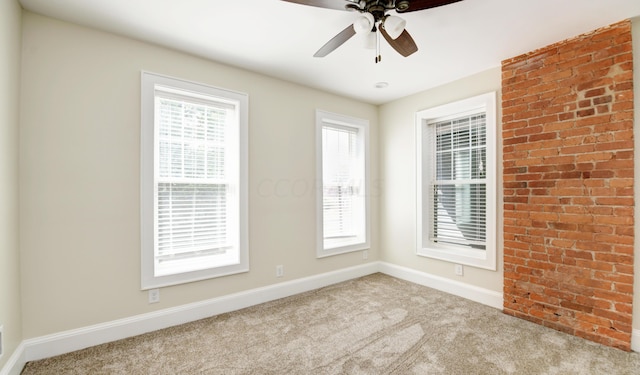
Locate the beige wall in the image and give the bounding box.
[0,0,23,368]
[12,9,640,347]
[378,68,504,292]
[19,12,379,338]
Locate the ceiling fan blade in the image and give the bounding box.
[380,28,418,57]
[314,24,357,57]
[280,0,349,11]
[397,0,464,13]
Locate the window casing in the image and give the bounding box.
[316,110,370,257]
[141,72,248,289]
[416,92,496,270]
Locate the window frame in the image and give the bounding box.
[141,71,249,290]
[416,92,497,270]
[315,110,370,258]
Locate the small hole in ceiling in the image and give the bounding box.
[375,82,389,89]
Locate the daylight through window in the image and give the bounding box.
[416,92,496,270]
[316,111,369,257]
[141,72,248,289]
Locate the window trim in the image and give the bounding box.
[315,110,370,258]
[416,92,497,270]
[141,71,249,290]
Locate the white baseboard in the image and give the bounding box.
[378,262,504,309]
[1,262,378,375]
[379,262,640,352]
[2,261,634,375]
[0,342,26,375]
[632,329,640,352]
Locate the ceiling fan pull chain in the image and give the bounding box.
[376,25,381,63]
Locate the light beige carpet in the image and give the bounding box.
[22,273,640,374]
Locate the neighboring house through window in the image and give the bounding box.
[141,72,248,289]
[416,92,497,270]
[316,110,370,257]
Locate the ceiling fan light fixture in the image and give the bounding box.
[364,31,377,49]
[384,15,406,40]
[353,12,375,34]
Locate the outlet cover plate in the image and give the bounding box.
[454,264,464,276]
[148,289,160,304]
[276,265,284,278]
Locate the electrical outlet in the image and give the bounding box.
[363,250,369,260]
[276,265,284,278]
[148,289,160,304]
[454,264,464,276]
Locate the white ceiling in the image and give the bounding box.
[18,0,640,104]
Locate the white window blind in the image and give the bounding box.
[141,72,248,289]
[322,125,359,249]
[428,114,487,250]
[316,110,369,257]
[155,91,237,276]
[416,92,496,270]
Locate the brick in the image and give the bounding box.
[517,140,565,153]
[594,253,633,265]
[614,169,634,178]
[574,260,613,272]
[614,264,633,275]
[504,103,529,116]
[614,130,634,142]
[593,234,633,246]
[593,215,633,226]
[560,145,594,154]
[593,95,612,105]
[612,101,634,111]
[573,278,612,291]
[613,82,633,92]
[615,187,633,197]
[503,120,528,130]
[594,197,633,206]
[595,141,634,152]
[614,283,633,294]
[514,126,542,137]
[502,20,633,351]
[528,114,560,126]
[614,303,633,314]
[575,115,613,127]
[558,112,575,121]
[575,241,611,252]
[594,120,633,133]
[613,244,635,255]
[541,68,574,82]
[596,159,634,170]
[576,78,614,92]
[503,136,529,146]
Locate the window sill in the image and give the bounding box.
[318,242,369,258]
[417,245,496,271]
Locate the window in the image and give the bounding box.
[316,110,369,257]
[141,72,248,289]
[416,92,496,270]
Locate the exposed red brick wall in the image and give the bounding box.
[502,20,635,351]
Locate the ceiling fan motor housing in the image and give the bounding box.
[355,1,411,20]
[396,1,411,11]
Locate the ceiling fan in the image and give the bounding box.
[282,0,464,61]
